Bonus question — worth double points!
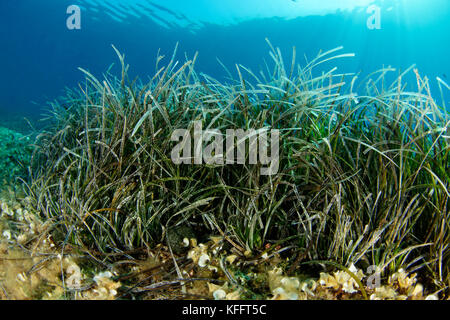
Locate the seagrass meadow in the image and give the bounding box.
[0,41,448,300]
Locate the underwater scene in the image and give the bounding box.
[0,0,449,301]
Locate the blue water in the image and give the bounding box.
[0,0,449,127]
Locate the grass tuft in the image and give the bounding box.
[25,42,449,296]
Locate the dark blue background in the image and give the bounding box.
[0,0,448,129]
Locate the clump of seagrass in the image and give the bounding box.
[26,40,449,296]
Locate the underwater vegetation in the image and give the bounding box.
[2,39,448,299]
[0,202,442,300]
[0,127,32,190]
